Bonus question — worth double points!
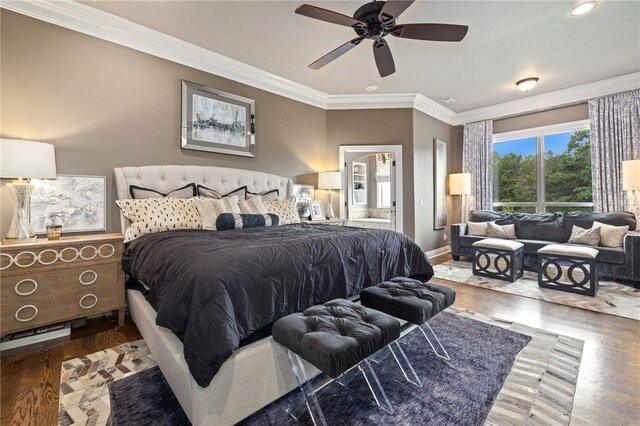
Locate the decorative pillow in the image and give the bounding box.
[486,221,516,239]
[197,185,247,200]
[567,225,601,246]
[467,221,488,237]
[239,196,268,215]
[264,197,301,225]
[591,221,629,248]
[129,183,196,199]
[116,198,201,243]
[195,196,241,230]
[216,213,279,231]
[247,189,279,201]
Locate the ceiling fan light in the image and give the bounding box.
[570,1,598,16]
[516,77,539,92]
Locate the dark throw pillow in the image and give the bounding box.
[215,213,280,231]
[247,189,279,201]
[129,183,196,199]
[197,185,248,200]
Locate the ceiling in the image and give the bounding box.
[80,0,639,113]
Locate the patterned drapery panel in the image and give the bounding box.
[589,90,640,219]
[462,120,494,222]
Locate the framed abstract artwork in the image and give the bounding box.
[30,175,106,233]
[293,184,315,219]
[181,80,255,157]
[434,138,448,230]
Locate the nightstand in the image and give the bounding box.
[0,233,125,337]
[301,218,348,226]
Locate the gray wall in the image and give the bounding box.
[0,11,327,235]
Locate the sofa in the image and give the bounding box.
[450,210,639,287]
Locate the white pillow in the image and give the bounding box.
[467,222,488,237]
[486,221,516,239]
[239,196,268,215]
[116,198,201,243]
[264,197,301,225]
[591,221,629,248]
[195,196,241,230]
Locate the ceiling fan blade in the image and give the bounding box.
[308,36,365,70]
[296,4,365,28]
[390,23,469,42]
[379,0,415,21]
[373,39,396,78]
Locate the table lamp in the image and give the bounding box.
[318,171,341,218]
[0,139,57,243]
[449,173,471,222]
[622,159,640,191]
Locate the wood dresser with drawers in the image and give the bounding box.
[0,233,125,337]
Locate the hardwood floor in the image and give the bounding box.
[1,254,638,425]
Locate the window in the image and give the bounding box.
[493,121,593,213]
[377,181,391,208]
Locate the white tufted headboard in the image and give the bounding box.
[113,165,294,233]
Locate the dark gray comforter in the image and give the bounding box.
[123,224,433,387]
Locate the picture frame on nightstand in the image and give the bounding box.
[309,200,325,220]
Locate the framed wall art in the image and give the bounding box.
[181,80,255,157]
[30,175,106,233]
[434,138,448,230]
[293,184,315,219]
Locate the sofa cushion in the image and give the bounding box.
[563,211,636,242]
[469,210,512,224]
[586,246,626,265]
[512,212,564,242]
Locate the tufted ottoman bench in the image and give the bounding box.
[472,238,525,282]
[360,277,456,361]
[273,299,411,425]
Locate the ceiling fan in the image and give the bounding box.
[295,0,468,77]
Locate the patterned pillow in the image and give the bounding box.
[197,185,247,200]
[239,196,268,214]
[247,189,279,201]
[195,196,241,230]
[116,198,201,243]
[591,221,629,248]
[263,197,301,225]
[129,183,196,199]
[216,213,279,231]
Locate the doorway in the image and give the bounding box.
[339,145,403,232]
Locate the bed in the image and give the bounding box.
[114,165,433,425]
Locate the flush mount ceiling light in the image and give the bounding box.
[365,85,378,91]
[442,97,456,103]
[570,1,598,16]
[516,77,539,92]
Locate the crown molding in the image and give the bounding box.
[1,0,328,109]
[3,1,638,127]
[453,72,640,126]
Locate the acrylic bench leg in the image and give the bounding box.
[419,322,451,361]
[389,341,422,387]
[286,350,328,426]
[359,359,394,415]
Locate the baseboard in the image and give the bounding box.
[426,246,451,259]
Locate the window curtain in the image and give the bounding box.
[589,89,640,219]
[462,120,494,222]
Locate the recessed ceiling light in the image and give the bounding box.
[570,1,597,16]
[365,85,378,91]
[442,97,456,104]
[516,77,539,92]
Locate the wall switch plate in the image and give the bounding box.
[443,234,447,240]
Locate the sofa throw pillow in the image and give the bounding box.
[239,196,268,215]
[486,221,517,239]
[247,189,279,201]
[467,221,488,236]
[264,197,301,225]
[129,183,196,199]
[591,221,629,248]
[567,225,601,246]
[195,196,241,230]
[216,213,280,231]
[197,185,247,201]
[116,198,201,243]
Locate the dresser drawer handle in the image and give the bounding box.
[15,279,38,296]
[98,244,116,258]
[79,294,98,310]
[79,270,98,286]
[15,305,38,322]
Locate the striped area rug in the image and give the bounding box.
[58,308,583,425]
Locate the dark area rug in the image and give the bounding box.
[109,312,531,426]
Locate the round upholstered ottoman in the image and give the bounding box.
[537,244,599,296]
[472,238,524,282]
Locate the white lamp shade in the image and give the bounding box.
[318,171,341,190]
[0,139,57,179]
[622,159,640,191]
[449,173,471,195]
